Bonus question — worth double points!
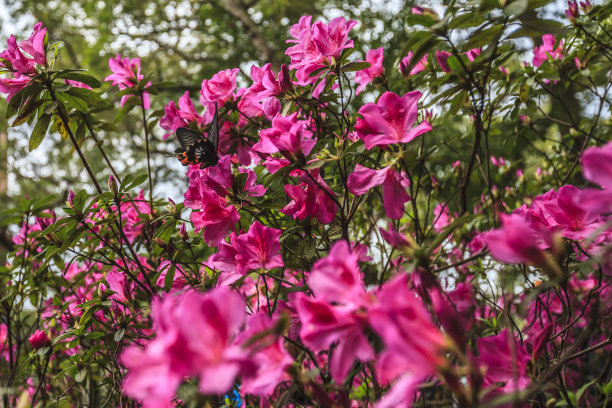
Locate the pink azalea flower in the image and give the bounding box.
[400,51,428,76]
[235,311,293,396]
[0,75,31,102]
[369,275,447,407]
[285,16,357,88]
[541,185,602,241]
[199,68,239,121]
[532,34,563,67]
[355,91,432,150]
[160,91,204,139]
[17,22,47,66]
[433,203,451,233]
[209,233,248,286]
[578,142,612,212]
[28,330,51,349]
[354,47,384,95]
[294,293,373,383]
[282,169,337,224]
[566,0,580,20]
[121,190,152,243]
[121,288,250,407]
[65,79,92,89]
[436,50,452,73]
[237,221,284,271]
[252,112,316,159]
[249,63,292,99]
[491,156,506,168]
[312,17,358,59]
[347,164,410,219]
[484,213,549,265]
[0,36,36,76]
[308,240,369,308]
[466,47,481,62]
[190,191,240,246]
[477,329,531,394]
[104,54,151,109]
[106,269,130,302]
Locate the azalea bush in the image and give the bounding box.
[1,1,612,407]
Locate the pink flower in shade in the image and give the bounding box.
[400,51,428,76]
[0,324,11,361]
[0,36,35,75]
[199,68,239,121]
[433,203,451,233]
[121,190,152,243]
[484,213,549,265]
[491,156,506,168]
[466,47,481,62]
[252,112,316,159]
[235,311,293,396]
[477,329,531,394]
[104,54,151,109]
[160,91,204,139]
[190,192,240,247]
[436,50,452,73]
[369,275,447,408]
[308,240,369,308]
[295,293,373,383]
[354,47,384,95]
[578,142,612,212]
[28,330,51,349]
[282,169,337,224]
[379,222,412,248]
[541,185,603,241]
[347,164,411,219]
[17,22,47,66]
[121,289,250,407]
[0,75,31,102]
[106,269,131,303]
[355,91,432,150]
[532,34,563,67]
[294,241,374,382]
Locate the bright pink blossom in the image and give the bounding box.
[18,22,47,66]
[282,170,337,224]
[485,213,549,265]
[0,76,31,102]
[160,91,204,139]
[199,68,239,121]
[436,50,452,73]
[355,91,432,150]
[28,330,51,349]
[477,329,531,393]
[578,142,612,212]
[347,164,410,219]
[466,47,481,62]
[104,54,151,109]
[235,311,293,396]
[252,112,315,159]
[532,34,563,67]
[355,47,384,95]
[121,288,250,407]
[190,192,240,246]
[249,63,292,99]
[400,51,428,76]
[369,275,447,408]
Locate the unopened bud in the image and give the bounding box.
[179,223,188,242]
[66,190,75,208]
[108,175,118,196]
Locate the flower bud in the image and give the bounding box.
[66,190,75,208]
[179,223,188,242]
[108,175,118,196]
[29,330,51,349]
[167,198,176,213]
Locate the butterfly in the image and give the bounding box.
[174,104,219,169]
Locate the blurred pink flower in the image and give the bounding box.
[400,51,428,76]
[532,34,563,67]
[355,47,384,94]
[28,330,51,349]
[436,50,452,73]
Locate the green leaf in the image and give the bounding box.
[67,87,108,109]
[12,99,46,127]
[114,328,125,342]
[465,24,504,50]
[164,266,176,293]
[74,369,86,383]
[125,173,148,190]
[339,61,371,73]
[503,0,528,16]
[29,113,52,151]
[55,72,102,88]
[575,379,597,403]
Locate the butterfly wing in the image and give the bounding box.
[176,127,203,150]
[206,104,219,153]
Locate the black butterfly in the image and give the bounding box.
[174,104,219,169]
